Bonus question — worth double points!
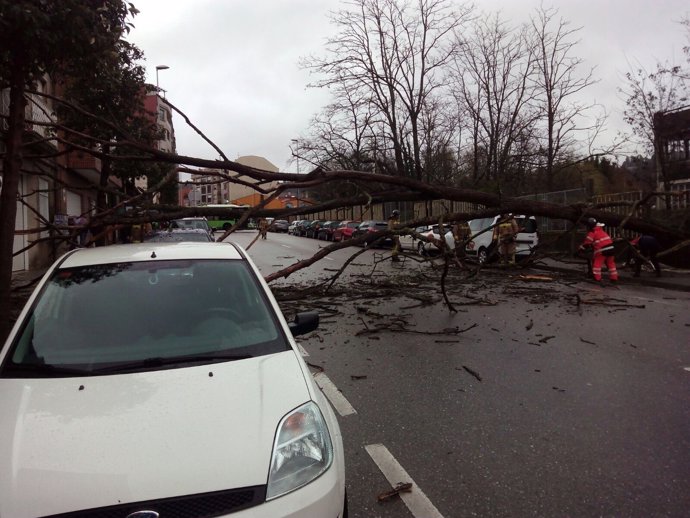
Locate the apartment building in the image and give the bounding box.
[1,81,176,272]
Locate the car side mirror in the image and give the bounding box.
[288,311,319,337]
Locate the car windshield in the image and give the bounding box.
[2,259,289,377]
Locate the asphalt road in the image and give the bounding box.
[229,230,690,518]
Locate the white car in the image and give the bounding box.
[415,224,456,256]
[287,220,303,235]
[465,215,539,263]
[0,242,346,518]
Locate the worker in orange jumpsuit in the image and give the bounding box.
[578,218,618,283]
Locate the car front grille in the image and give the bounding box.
[42,485,266,518]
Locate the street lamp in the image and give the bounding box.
[290,139,302,206]
[290,139,300,174]
[155,65,170,94]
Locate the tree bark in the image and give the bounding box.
[0,58,28,341]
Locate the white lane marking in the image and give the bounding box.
[280,244,291,248]
[325,257,335,261]
[684,367,690,372]
[313,372,357,416]
[297,343,309,357]
[365,443,445,518]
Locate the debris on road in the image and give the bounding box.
[377,482,413,502]
[519,274,554,282]
[307,361,324,373]
[573,294,646,309]
[461,365,482,382]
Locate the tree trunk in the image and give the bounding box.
[0,59,27,341]
[94,144,111,246]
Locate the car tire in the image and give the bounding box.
[477,247,488,264]
[417,240,426,256]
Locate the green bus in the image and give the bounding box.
[202,204,250,232]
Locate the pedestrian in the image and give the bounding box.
[578,218,619,284]
[258,218,268,240]
[452,219,471,260]
[630,234,662,277]
[493,213,520,265]
[130,222,144,243]
[388,210,401,262]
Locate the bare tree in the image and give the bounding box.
[529,6,606,191]
[302,0,471,180]
[452,12,537,191]
[619,60,688,190]
[292,82,378,173]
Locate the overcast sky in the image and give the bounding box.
[129,0,689,172]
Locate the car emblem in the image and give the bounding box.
[126,512,159,518]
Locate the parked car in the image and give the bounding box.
[288,220,304,235]
[316,220,341,241]
[332,220,361,242]
[0,242,347,517]
[465,215,539,263]
[306,220,326,239]
[352,220,391,247]
[171,217,213,235]
[145,228,215,242]
[416,224,455,256]
[295,220,313,237]
[269,219,290,233]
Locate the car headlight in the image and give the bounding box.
[266,401,334,500]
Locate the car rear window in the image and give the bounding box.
[2,259,289,377]
[145,231,213,242]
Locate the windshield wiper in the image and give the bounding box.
[4,362,93,378]
[92,353,253,374]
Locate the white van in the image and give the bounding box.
[465,215,538,263]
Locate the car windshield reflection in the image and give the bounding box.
[3,259,288,377]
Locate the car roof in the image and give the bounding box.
[59,242,243,268]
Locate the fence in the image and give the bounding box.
[303,199,484,226]
[296,186,688,240]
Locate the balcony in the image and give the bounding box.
[66,151,102,184]
[1,89,57,150]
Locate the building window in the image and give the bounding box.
[158,107,166,122]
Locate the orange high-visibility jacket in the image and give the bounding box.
[581,226,614,255]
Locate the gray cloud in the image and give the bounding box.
[130,0,689,171]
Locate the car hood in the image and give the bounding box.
[0,351,311,517]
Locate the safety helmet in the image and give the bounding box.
[391,210,400,218]
[586,217,597,229]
